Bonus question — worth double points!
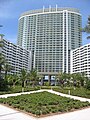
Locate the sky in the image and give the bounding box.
[0,0,90,45]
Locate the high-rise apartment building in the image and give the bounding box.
[17,7,82,76]
[0,35,31,74]
[71,43,90,78]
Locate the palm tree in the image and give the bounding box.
[0,54,5,78]
[29,69,38,87]
[7,74,19,88]
[20,69,27,91]
[56,72,65,87]
[82,16,90,39]
[0,34,5,79]
[71,73,77,87]
[3,63,12,81]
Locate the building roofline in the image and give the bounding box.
[19,7,81,20]
[72,43,90,52]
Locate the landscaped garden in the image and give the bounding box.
[0,91,90,117]
[0,86,40,95]
[53,87,90,99]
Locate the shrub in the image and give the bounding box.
[0,92,90,116]
[86,80,90,90]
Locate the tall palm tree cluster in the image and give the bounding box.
[56,72,88,88]
[6,69,41,90]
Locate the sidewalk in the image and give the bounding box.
[0,103,90,120]
[47,89,90,103]
[0,104,36,120]
[0,89,90,103]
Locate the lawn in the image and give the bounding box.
[0,86,40,95]
[53,87,90,99]
[0,91,90,117]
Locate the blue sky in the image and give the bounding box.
[0,0,90,45]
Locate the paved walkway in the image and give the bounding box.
[0,89,90,120]
[0,89,90,103]
[0,104,36,120]
[0,104,90,120]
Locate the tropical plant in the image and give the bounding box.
[71,73,78,87]
[0,36,5,78]
[0,54,5,76]
[82,16,90,39]
[37,74,44,85]
[29,69,38,87]
[20,69,27,89]
[0,92,89,116]
[7,74,19,87]
[86,80,90,90]
[3,63,12,81]
[57,72,71,87]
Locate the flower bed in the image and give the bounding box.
[0,91,90,116]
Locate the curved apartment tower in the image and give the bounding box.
[17,7,82,75]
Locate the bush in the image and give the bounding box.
[0,92,90,116]
[86,80,90,90]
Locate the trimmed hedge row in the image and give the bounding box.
[0,92,90,116]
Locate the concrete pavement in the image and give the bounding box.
[0,89,90,103]
[0,104,36,120]
[0,103,90,120]
[39,107,90,120]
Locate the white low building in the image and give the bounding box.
[71,43,90,78]
[0,35,31,74]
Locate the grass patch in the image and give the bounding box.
[0,91,90,117]
[53,87,90,99]
[0,86,40,95]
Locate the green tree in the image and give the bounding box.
[71,73,77,87]
[0,34,4,47]
[0,54,5,78]
[20,69,27,90]
[71,73,86,87]
[7,74,19,88]
[29,69,38,87]
[86,79,90,90]
[82,16,90,39]
[3,63,12,81]
[56,72,67,87]
[0,35,5,78]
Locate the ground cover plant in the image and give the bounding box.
[0,92,90,117]
[0,86,40,95]
[53,87,90,99]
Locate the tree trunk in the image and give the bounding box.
[24,80,26,87]
[5,71,7,80]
